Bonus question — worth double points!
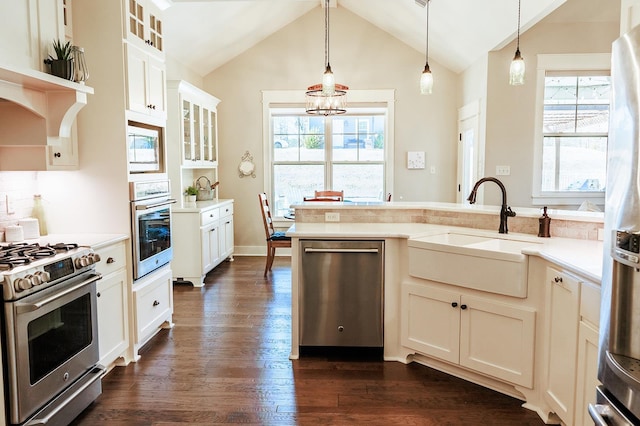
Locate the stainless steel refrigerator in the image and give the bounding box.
[590,24,640,425]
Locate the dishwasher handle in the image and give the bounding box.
[304,247,380,254]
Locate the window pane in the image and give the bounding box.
[333,164,384,200]
[543,104,577,133]
[541,136,607,192]
[577,76,610,104]
[273,164,324,215]
[332,115,385,161]
[544,77,577,105]
[575,104,609,133]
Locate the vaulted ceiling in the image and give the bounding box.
[164,0,619,77]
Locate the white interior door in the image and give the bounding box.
[457,101,481,203]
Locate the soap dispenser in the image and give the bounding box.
[538,206,551,238]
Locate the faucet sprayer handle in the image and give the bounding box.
[506,206,516,217]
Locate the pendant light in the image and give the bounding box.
[306,0,348,115]
[509,0,525,86]
[420,0,433,95]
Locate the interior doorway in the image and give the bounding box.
[457,100,482,203]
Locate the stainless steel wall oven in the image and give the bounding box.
[0,243,105,425]
[130,180,176,280]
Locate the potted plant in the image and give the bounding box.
[185,186,198,203]
[44,39,74,80]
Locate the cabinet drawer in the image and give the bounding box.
[220,203,233,218]
[200,208,219,226]
[95,242,127,276]
[580,281,601,328]
[134,272,172,340]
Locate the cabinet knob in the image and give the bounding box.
[54,152,61,158]
[337,325,344,332]
[460,304,468,310]
[451,302,458,308]
[554,276,563,283]
[97,292,101,298]
[106,257,115,264]
[153,300,160,307]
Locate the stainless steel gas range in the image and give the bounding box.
[0,242,105,426]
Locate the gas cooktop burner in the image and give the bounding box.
[0,243,81,270]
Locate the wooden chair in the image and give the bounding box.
[258,193,291,276]
[303,190,344,202]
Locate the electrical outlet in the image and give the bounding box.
[496,165,511,176]
[325,212,340,222]
[5,194,15,215]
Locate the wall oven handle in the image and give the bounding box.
[135,199,177,210]
[588,404,611,426]
[304,248,380,254]
[15,273,102,314]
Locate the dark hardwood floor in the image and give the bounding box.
[71,256,545,425]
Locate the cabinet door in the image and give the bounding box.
[400,282,460,363]
[47,122,79,169]
[97,269,129,367]
[181,99,194,164]
[221,215,234,259]
[125,44,148,114]
[575,321,600,426]
[459,295,536,388]
[202,223,220,272]
[124,0,164,55]
[202,107,213,163]
[544,267,581,425]
[147,54,166,117]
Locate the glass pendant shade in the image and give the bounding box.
[509,49,525,86]
[322,65,335,95]
[71,45,89,83]
[420,63,433,95]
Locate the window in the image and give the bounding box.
[532,54,611,206]
[541,74,610,192]
[263,90,395,218]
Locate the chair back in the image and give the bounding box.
[312,190,344,201]
[259,193,276,239]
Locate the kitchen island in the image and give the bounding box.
[286,201,604,425]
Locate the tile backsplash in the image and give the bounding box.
[0,172,40,237]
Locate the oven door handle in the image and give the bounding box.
[15,273,102,314]
[135,199,177,210]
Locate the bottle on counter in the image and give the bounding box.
[538,206,551,238]
[32,194,48,236]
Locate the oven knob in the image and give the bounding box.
[14,277,31,291]
[75,256,89,268]
[34,271,51,283]
[30,274,42,286]
[87,253,101,264]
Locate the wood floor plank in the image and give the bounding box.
[70,256,544,425]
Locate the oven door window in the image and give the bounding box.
[137,206,172,262]
[28,293,93,384]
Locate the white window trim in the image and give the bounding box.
[532,53,611,207]
[261,89,395,223]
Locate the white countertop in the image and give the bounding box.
[287,222,604,282]
[173,198,233,213]
[16,233,128,249]
[292,201,604,223]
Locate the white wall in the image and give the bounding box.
[480,20,619,207]
[201,6,459,251]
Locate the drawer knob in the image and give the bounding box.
[106,257,116,264]
[97,292,101,298]
[153,300,160,307]
[554,276,563,283]
[460,304,468,310]
[451,302,458,308]
[337,325,344,332]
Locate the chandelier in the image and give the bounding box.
[306,0,348,115]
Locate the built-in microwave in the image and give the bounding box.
[127,122,165,174]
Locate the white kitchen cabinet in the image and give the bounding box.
[125,43,166,119]
[401,281,536,388]
[123,0,165,57]
[543,266,601,426]
[94,239,131,370]
[132,265,173,359]
[171,200,234,287]
[167,80,220,169]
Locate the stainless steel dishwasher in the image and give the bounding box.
[299,240,384,347]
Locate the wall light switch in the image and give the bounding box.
[496,165,511,176]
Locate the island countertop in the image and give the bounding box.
[286,222,604,283]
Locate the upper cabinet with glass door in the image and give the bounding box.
[123,0,165,58]
[175,81,220,168]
